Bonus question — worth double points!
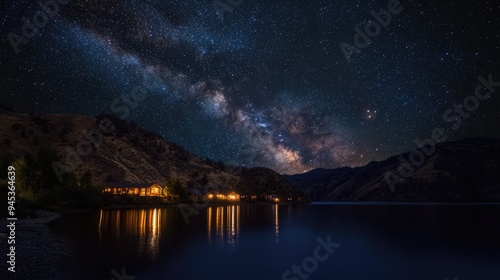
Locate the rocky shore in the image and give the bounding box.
[0,210,72,280]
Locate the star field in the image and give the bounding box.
[1,0,499,174]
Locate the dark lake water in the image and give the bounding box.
[51,203,500,280]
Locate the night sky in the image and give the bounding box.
[1,0,499,174]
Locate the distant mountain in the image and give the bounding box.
[0,109,299,197]
[284,137,500,202]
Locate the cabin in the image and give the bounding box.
[188,187,240,202]
[102,182,165,197]
[264,194,280,203]
[215,193,226,200]
[227,191,240,201]
[240,194,257,201]
[209,190,240,201]
[188,188,203,201]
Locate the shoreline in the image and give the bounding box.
[0,210,72,280]
[100,201,308,209]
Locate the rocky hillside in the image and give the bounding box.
[0,109,297,195]
[284,137,500,202]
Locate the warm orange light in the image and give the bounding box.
[274,198,280,203]
[208,194,214,199]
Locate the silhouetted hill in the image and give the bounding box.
[0,109,299,197]
[284,137,500,202]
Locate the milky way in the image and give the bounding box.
[1,0,499,174]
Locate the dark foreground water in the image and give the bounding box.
[51,203,500,280]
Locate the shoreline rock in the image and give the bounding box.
[0,210,72,280]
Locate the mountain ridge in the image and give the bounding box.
[284,136,500,202]
[0,109,300,197]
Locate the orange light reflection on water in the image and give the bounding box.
[209,205,240,246]
[98,208,162,259]
[273,204,279,242]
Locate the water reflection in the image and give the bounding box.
[273,204,279,242]
[207,206,240,246]
[53,204,500,280]
[98,209,162,258]
[96,205,282,256]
